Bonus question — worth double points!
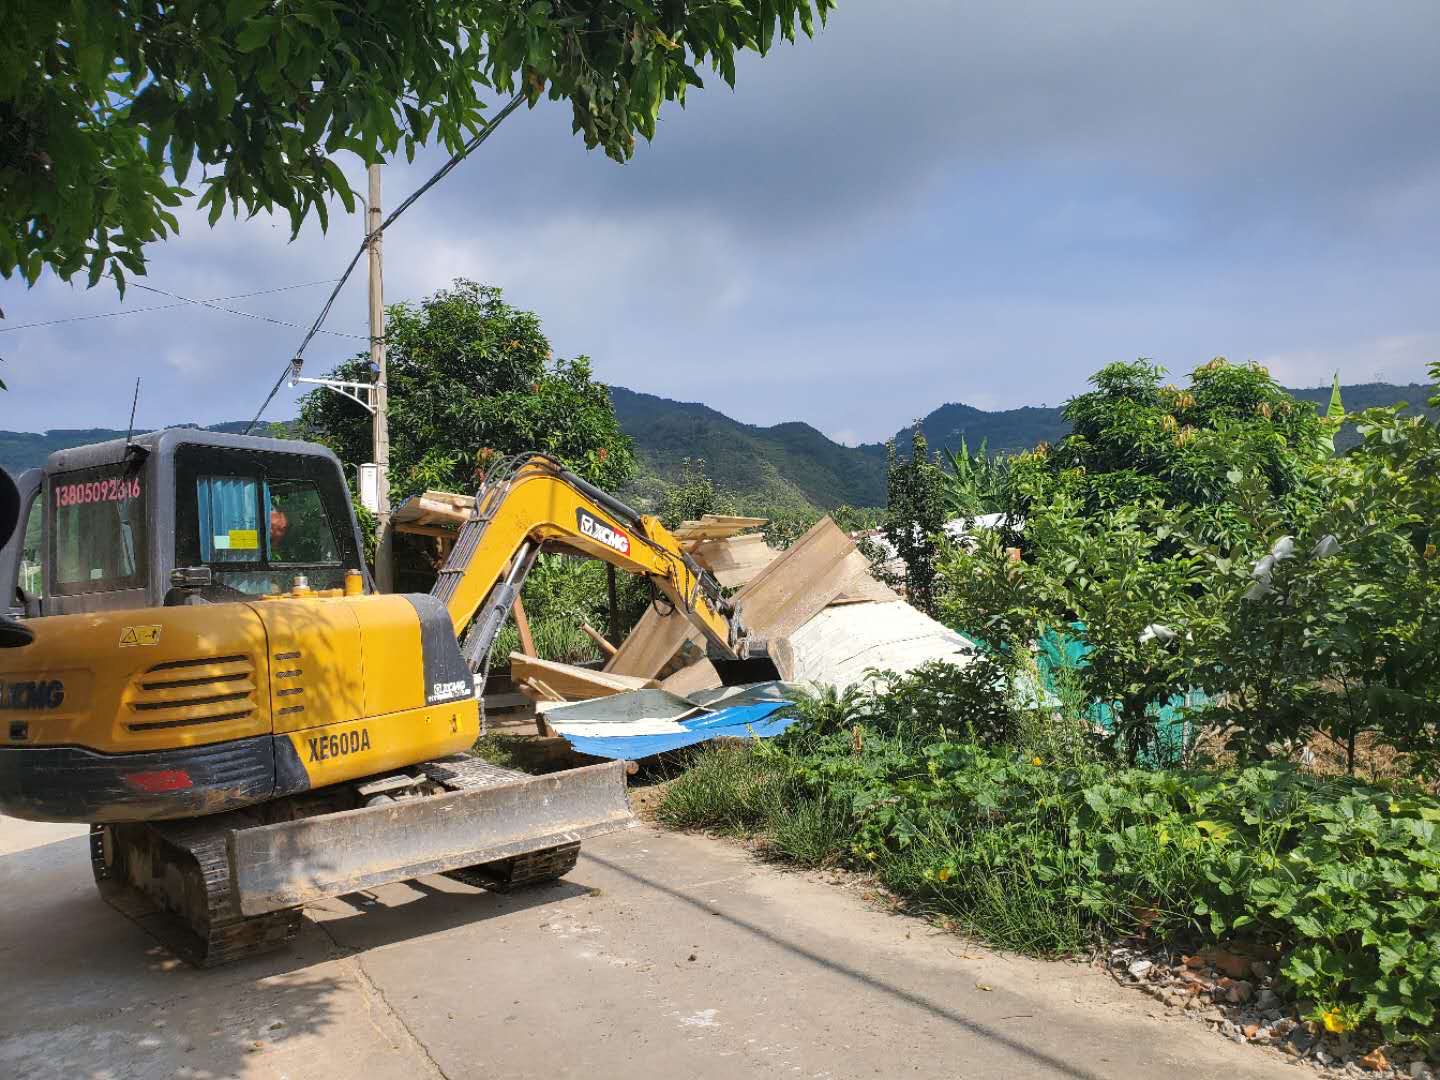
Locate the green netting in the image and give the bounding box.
[949,621,1206,765]
[1033,624,1205,765]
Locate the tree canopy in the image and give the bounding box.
[2,0,833,288]
[1008,358,1331,525]
[298,279,635,498]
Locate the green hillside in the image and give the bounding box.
[871,401,1071,457]
[608,386,888,510]
[7,382,1435,507]
[883,381,1438,457]
[0,421,297,474]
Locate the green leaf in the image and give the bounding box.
[171,135,194,185]
[235,17,275,53]
[226,0,268,21]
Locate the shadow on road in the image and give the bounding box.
[0,837,349,1080]
[586,849,1107,1080]
[313,875,593,954]
[1,831,591,985]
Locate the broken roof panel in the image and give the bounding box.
[786,600,979,692]
[544,682,799,760]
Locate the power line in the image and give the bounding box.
[0,280,340,334]
[243,90,526,434]
[129,282,367,339]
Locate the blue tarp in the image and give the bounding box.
[558,700,794,761]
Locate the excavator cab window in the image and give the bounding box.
[49,464,147,597]
[267,480,340,565]
[18,495,42,601]
[176,444,356,597]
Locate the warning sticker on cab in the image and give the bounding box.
[228,529,259,550]
[119,625,163,647]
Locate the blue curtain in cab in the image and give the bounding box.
[197,476,260,562]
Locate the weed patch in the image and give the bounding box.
[659,734,1440,1050]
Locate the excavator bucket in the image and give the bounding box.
[229,760,633,915]
[709,637,786,687]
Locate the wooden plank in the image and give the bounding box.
[606,564,620,643]
[688,533,779,588]
[392,489,474,529]
[417,496,470,516]
[419,490,474,510]
[660,658,723,696]
[580,622,619,658]
[730,516,858,640]
[512,596,536,657]
[603,604,702,679]
[672,514,768,542]
[517,678,565,709]
[510,653,657,699]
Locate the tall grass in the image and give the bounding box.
[489,616,602,666]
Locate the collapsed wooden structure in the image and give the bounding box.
[391,494,976,716]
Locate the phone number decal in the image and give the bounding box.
[55,476,141,506]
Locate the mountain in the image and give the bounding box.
[0,421,296,474]
[883,382,1439,457]
[871,402,1071,458]
[7,382,1435,507]
[607,386,888,510]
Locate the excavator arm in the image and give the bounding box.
[430,454,767,672]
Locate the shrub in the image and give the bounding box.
[884,426,948,614]
[865,658,1017,747]
[1183,410,1440,776]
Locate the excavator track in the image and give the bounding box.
[88,755,587,967]
[424,756,582,891]
[91,816,303,968]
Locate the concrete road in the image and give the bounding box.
[0,815,1298,1080]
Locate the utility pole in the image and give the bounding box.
[367,163,394,592]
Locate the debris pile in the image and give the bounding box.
[538,683,795,760]
[1106,943,1435,1078]
[602,515,976,697]
[516,515,978,759]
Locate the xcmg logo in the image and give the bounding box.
[0,679,65,710]
[576,509,631,556]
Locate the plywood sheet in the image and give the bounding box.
[603,605,703,679]
[832,551,902,604]
[688,533,780,588]
[731,517,858,640]
[509,654,657,700]
[608,516,896,683]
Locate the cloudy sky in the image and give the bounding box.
[5,2,1439,445]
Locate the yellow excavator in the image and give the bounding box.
[0,428,774,964]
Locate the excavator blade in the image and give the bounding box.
[229,760,634,915]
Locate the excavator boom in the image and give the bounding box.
[432,453,771,676]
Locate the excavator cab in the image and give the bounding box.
[1,428,368,618]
